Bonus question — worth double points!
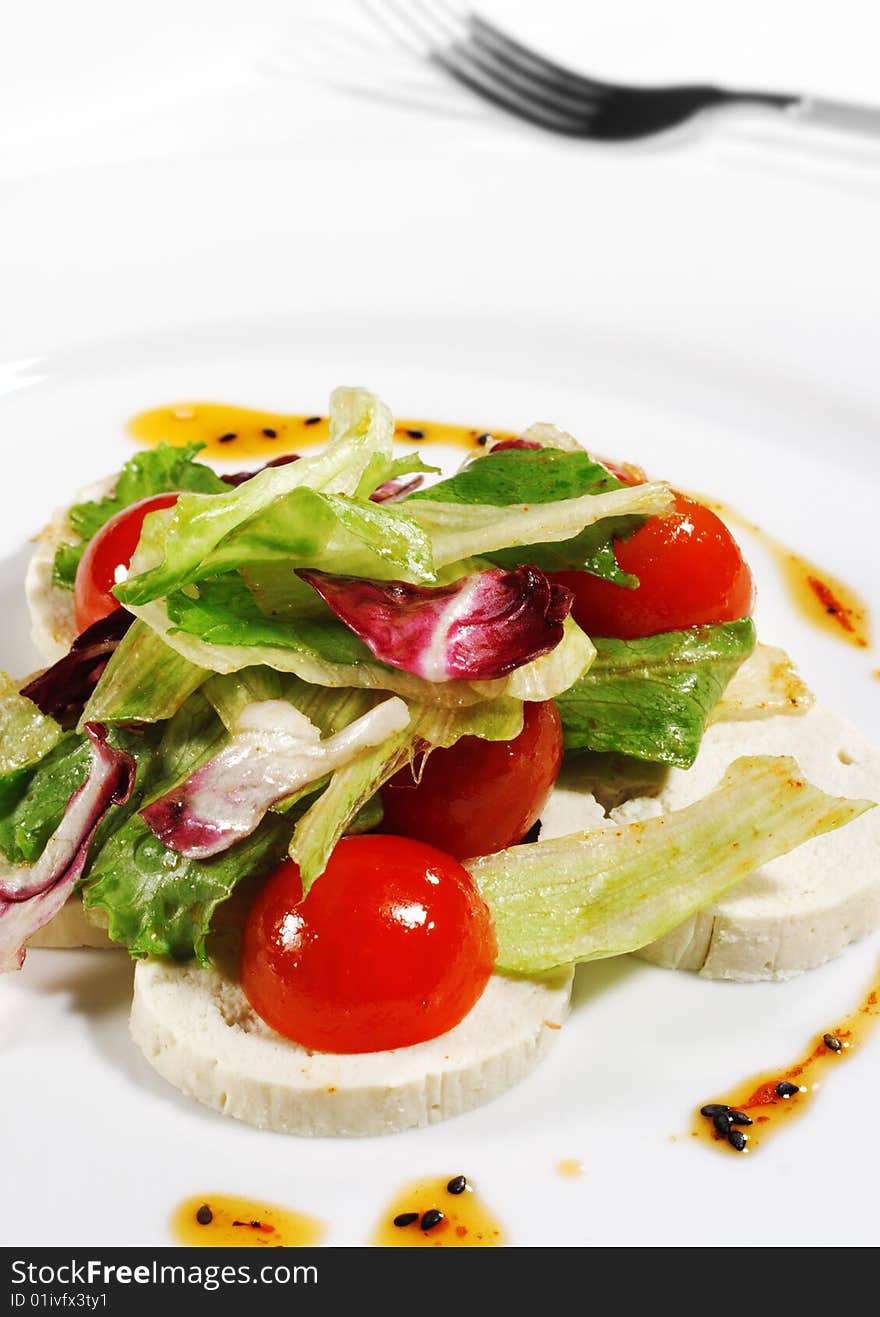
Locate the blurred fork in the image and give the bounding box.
[362,0,880,142]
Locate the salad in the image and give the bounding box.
[2,386,874,1138]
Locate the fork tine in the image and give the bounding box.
[371,0,603,131]
[430,45,599,135]
[447,4,612,96]
[437,42,602,121]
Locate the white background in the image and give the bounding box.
[2,0,880,1250]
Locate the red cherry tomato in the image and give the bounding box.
[592,455,646,486]
[240,836,496,1054]
[550,494,754,640]
[74,492,180,632]
[379,700,562,860]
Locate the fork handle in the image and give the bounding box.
[788,96,880,140]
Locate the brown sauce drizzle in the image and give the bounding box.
[128,403,514,461]
[693,965,880,1155]
[172,1194,325,1247]
[692,494,870,651]
[372,1175,504,1247]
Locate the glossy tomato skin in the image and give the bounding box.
[74,492,180,632]
[379,700,563,860]
[240,836,496,1054]
[551,494,754,640]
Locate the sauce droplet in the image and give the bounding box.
[128,403,515,460]
[692,965,880,1155]
[172,1194,326,1247]
[555,1158,584,1179]
[372,1175,505,1247]
[690,494,871,650]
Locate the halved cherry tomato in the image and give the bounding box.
[550,494,754,640]
[379,700,562,860]
[73,492,180,632]
[240,836,496,1054]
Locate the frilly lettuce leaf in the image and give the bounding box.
[79,620,209,726]
[52,442,227,589]
[408,481,673,569]
[83,812,292,962]
[116,387,399,606]
[468,755,874,973]
[290,696,525,894]
[408,447,623,506]
[556,620,755,768]
[711,642,814,723]
[0,674,62,775]
[408,447,644,586]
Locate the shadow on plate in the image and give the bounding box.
[569,954,641,1014]
[29,948,134,1020]
[0,543,40,676]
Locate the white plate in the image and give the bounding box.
[2,102,879,1247]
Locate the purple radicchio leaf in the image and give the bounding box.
[487,438,544,453]
[297,566,574,682]
[368,474,425,503]
[141,696,409,860]
[0,722,135,972]
[219,453,301,487]
[20,610,134,725]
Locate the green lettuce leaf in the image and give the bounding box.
[290,696,525,892]
[51,443,227,589]
[0,721,164,867]
[83,813,292,961]
[80,621,209,726]
[81,690,267,960]
[203,666,377,736]
[489,519,640,589]
[0,733,89,864]
[409,449,642,586]
[407,481,672,569]
[0,674,62,775]
[193,487,434,582]
[468,755,873,973]
[353,451,439,501]
[81,682,391,960]
[140,689,229,799]
[115,387,399,606]
[408,448,624,505]
[555,620,755,768]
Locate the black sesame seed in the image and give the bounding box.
[824,1033,842,1052]
[262,427,278,438]
[728,1128,748,1152]
[304,415,321,426]
[420,1209,445,1232]
[405,428,425,440]
[218,432,237,443]
[776,1081,800,1098]
[700,1104,730,1118]
[446,1175,467,1196]
[476,433,491,446]
[712,1111,734,1136]
[393,1212,419,1228]
[728,1111,753,1127]
[195,1204,213,1226]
